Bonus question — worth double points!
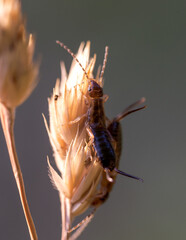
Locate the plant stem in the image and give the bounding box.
[61,194,72,240]
[0,103,38,240]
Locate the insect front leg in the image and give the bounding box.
[59,113,87,126]
[68,113,87,124]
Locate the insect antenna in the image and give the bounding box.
[100,46,109,79]
[114,168,144,182]
[56,40,89,80]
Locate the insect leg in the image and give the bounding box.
[91,170,116,207]
[86,126,95,139]
[60,113,87,126]
[103,94,109,102]
[68,113,87,124]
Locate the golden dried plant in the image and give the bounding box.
[0,0,38,239]
[0,0,38,108]
[44,42,107,240]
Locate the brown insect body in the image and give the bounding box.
[86,80,116,172]
[87,80,122,163]
[91,100,146,207]
[86,78,145,183]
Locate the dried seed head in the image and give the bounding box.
[0,0,38,108]
[44,42,107,239]
[45,42,104,217]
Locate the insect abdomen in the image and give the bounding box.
[90,127,116,171]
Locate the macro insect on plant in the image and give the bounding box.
[45,41,146,239]
[56,41,146,207]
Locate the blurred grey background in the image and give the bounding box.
[0,0,186,239]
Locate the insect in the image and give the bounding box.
[85,73,145,183]
[56,41,146,205]
[91,97,145,207]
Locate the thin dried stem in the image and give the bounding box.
[61,194,72,240]
[69,211,95,240]
[0,103,38,240]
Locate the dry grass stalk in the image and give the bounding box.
[0,0,38,239]
[0,104,37,240]
[44,42,107,240]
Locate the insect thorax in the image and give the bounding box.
[87,98,106,127]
